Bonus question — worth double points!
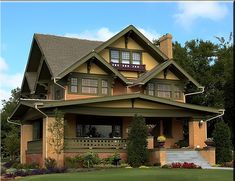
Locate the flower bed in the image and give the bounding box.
[162,162,201,169]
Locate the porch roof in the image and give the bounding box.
[10,93,223,120]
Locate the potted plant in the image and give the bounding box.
[157,135,166,148]
[204,138,214,147]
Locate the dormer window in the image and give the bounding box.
[110,49,145,72]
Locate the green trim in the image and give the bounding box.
[134,60,202,88]
[38,93,221,114]
[68,73,112,96]
[94,25,168,60]
[58,52,130,84]
[110,48,142,65]
[146,79,184,101]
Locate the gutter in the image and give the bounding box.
[7,117,21,126]
[205,109,225,122]
[185,86,205,96]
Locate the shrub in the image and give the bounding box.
[161,164,171,168]
[212,121,232,164]
[65,155,84,168]
[181,162,197,169]
[83,152,100,168]
[3,160,19,168]
[127,115,148,167]
[45,157,57,170]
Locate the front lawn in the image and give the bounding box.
[19,168,233,181]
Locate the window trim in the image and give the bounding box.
[109,48,143,65]
[68,73,112,96]
[146,79,184,100]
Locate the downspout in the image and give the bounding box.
[185,86,205,96]
[53,77,65,90]
[34,103,48,158]
[205,109,225,122]
[53,77,66,100]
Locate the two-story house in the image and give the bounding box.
[9,25,223,167]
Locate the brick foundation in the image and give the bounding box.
[26,153,43,167]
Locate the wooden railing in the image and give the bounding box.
[27,140,42,153]
[111,63,146,72]
[65,138,127,150]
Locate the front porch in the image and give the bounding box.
[23,114,209,167]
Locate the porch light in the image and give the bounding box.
[199,120,204,127]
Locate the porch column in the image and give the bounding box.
[188,118,207,148]
[42,116,64,167]
[21,124,33,164]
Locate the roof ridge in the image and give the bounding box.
[34,33,104,43]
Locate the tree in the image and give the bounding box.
[212,121,232,164]
[127,115,148,167]
[1,88,21,159]
[47,109,64,160]
[3,127,20,160]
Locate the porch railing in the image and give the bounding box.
[65,137,127,150]
[27,140,42,154]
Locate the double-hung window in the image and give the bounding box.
[148,83,155,96]
[70,77,78,93]
[157,84,171,98]
[82,78,98,94]
[101,80,108,95]
[121,51,130,64]
[132,52,141,65]
[110,50,119,63]
[174,86,181,99]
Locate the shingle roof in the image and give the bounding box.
[34,34,103,77]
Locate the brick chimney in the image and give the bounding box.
[158,33,173,59]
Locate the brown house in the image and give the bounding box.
[9,25,223,167]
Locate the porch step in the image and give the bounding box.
[166,150,211,168]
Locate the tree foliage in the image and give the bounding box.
[1,88,21,158]
[127,115,148,167]
[212,121,232,164]
[172,35,233,142]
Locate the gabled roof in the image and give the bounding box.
[95,25,168,60]
[58,52,131,84]
[133,60,202,88]
[34,34,103,77]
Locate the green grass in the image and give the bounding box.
[19,168,233,181]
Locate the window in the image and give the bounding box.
[121,51,130,64]
[157,84,171,98]
[101,80,108,95]
[111,50,119,63]
[148,83,155,96]
[82,78,98,94]
[174,86,181,99]
[132,52,141,65]
[70,77,78,93]
[33,121,42,140]
[163,119,172,137]
[76,124,121,138]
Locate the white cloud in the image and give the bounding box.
[174,1,228,29]
[0,57,23,109]
[64,27,160,42]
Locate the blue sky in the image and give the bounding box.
[0,1,233,107]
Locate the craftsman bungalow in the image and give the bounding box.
[9,25,223,167]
